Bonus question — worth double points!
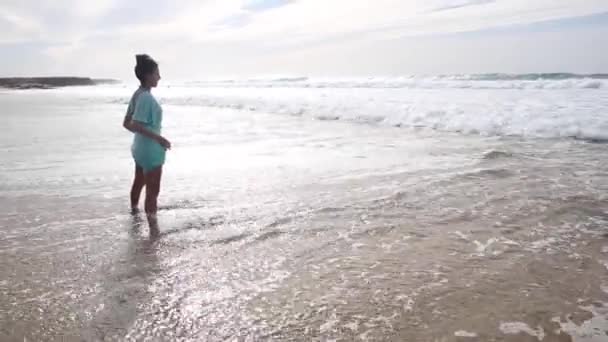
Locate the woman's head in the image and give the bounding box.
[134,54,160,88]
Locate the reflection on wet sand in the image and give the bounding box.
[84,212,161,340]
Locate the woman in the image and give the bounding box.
[123,54,171,226]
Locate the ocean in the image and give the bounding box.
[1,74,608,341]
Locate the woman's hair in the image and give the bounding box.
[134,54,158,83]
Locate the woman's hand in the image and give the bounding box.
[157,136,172,150]
[129,121,171,150]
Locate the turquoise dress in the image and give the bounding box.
[124,87,145,122]
[130,91,165,173]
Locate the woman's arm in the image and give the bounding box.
[130,121,171,149]
[123,115,134,132]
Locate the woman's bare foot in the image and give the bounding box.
[147,213,160,239]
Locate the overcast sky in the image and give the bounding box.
[1,0,608,79]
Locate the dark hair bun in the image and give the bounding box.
[134,54,158,83]
[136,54,150,65]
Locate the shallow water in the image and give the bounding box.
[1,85,608,341]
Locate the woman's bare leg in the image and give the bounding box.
[130,164,145,211]
[144,166,162,235]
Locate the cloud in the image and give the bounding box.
[430,0,496,12]
[94,1,182,29]
[1,0,608,78]
[212,13,252,30]
[242,0,295,12]
[211,0,295,30]
[166,0,608,46]
[0,0,118,44]
[0,9,40,43]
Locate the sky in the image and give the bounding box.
[1,0,608,79]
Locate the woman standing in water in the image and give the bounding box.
[123,54,171,228]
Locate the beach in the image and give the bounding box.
[1,76,608,341]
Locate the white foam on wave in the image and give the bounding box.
[320,317,339,333]
[552,304,608,342]
[177,95,605,141]
[183,76,605,90]
[58,79,608,141]
[499,322,545,340]
[454,330,478,337]
[473,238,498,254]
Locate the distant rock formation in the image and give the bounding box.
[0,77,120,89]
